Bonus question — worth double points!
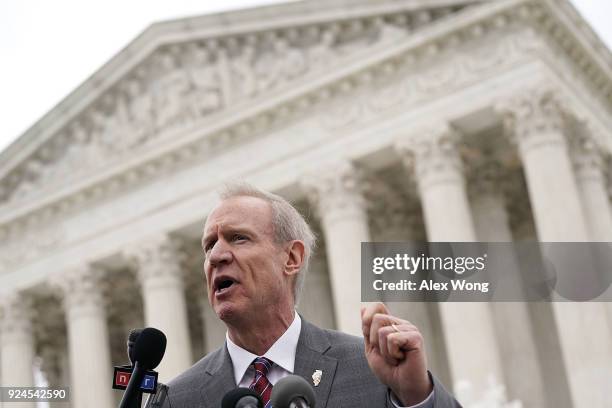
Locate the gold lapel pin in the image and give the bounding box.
[312,369,323,387]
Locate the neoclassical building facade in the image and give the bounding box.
[1,0,611,407]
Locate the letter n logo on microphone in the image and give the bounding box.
[113,366,133,389]
[117,372,131,386]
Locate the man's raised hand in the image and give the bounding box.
[361,302,433,406]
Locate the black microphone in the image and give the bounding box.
[119,327,167,408]
[270,375,316,408]
[127,328,142,365]
[125,328,143,407]
[222,388,263,408]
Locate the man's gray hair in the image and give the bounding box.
[216,182,316,303]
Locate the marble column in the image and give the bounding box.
[497,88,589,241]
[126,234,192,382]
[469,160,546,407]
[366,180,451,388]
[498,87,612,407]
[570,130,612,241]
[570,128,612,352]
[59,266,114,408]
[303,161,371,336]
[0,293,35,408]
[40,345,70,408]
[396,124,504,402]
[608,176,612,336]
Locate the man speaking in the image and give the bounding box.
[161,184,458,407]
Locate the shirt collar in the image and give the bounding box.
[226,313,302,386]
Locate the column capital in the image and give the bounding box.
[568,128,606,183]
[0,292,33,343]
[53,266,107,318]
[395,123,464,187]
[124,234,185,289]
[301,160,368,221]
[495,86,571,152]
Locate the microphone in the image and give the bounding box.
[126,328,143,408]
[119,327,167,408]
[222,388,263,408]
[127,328,142,364]
[270,375,316,408]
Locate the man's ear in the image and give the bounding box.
[284,240,305,277]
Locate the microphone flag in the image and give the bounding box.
[112,365,159,394]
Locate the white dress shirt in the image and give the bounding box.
[226,313,434,407]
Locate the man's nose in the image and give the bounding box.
[208,239,232,267]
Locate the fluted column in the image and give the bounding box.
[0,293,35,408]
[303,161,370,336]
[367,180,451,387]
[570,131,612,241]
[40,345,70,408]
[608,177,612,336]
[570,128,612,366]
[498,87,612,407]
[469,160,546,407]
[396,124,504,401]
[59,266,114,408]
[126,235,192,381]
[497,87,589,241]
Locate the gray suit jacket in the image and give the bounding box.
[161,319,459,407]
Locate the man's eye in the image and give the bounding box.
[204,241,215,252]
[232,234,248,242]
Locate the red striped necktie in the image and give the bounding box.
[249,357,273,407]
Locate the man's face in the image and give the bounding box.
[202,196,293,321]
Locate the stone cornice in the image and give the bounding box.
[1,0,612,241]
[546,0,612,85]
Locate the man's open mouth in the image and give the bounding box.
[214,277,238,294]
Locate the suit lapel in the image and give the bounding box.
[200,345,236,407]
[293,320,338,408]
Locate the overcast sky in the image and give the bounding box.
[0,0,610,155]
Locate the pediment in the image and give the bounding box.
[0,0,487,208]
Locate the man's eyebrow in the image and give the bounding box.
[223,225,252,234]
[201,224,253,247]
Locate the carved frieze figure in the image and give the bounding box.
[254,36,306,92]
[152,52,193,131]
[45,121,100,183]
[189,46,224,116]
[275,37,307,82]
[103,93,132,152]
[125,77,155,147]
[307,28,337,69]
[228,43,257,101]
